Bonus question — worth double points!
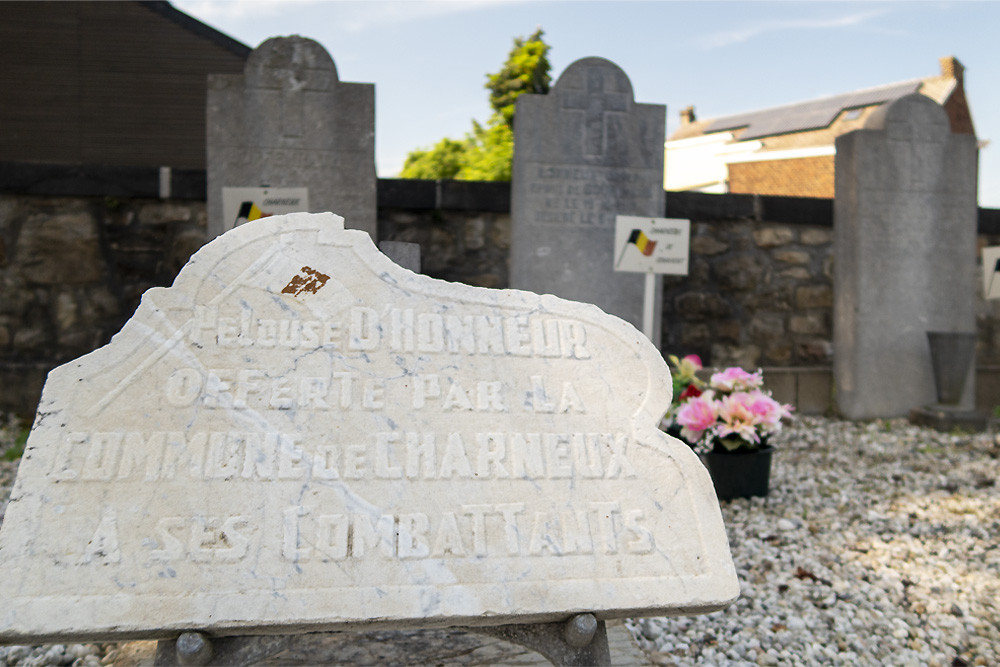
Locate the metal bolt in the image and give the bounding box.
[176,631,213,666]
[563,613,598,648]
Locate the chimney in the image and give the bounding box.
[680,105,696,125]
[939,56,964,86]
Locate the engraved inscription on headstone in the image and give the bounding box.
[511,58,665,334]
[207,37,377,241]
[0,213,737,643]
[834,94,978,418]
[523,166,660,228]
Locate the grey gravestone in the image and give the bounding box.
[833,94,978,419]
[207,36,376,240]
[511,57,665,336]
[379,240,421,273]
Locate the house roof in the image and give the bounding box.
[669,57,967,144]
[705,80,922,140]
[0,1,251,169]
[139,1,252,58]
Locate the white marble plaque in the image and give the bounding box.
[0,213,737,643]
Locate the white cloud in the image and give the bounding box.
[701,9,889,50]
[172,0,325,22]
[173,0,525,32]
[335,0,528,33]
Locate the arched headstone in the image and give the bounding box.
[510,58,666,337]
[833,94,978,418]
[207,37,377,240]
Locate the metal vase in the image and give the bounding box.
[926,331,976,405]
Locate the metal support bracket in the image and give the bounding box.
[153,632,293,666]
[153,613,611,667]
[469,613,611,666]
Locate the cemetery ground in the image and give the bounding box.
[0,413,997,667]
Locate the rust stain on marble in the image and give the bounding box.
[282,266,330,296]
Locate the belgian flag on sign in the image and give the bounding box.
[234,201,268,228]
[616,228,657,268]
[628,229,657,256]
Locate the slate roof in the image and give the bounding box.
[664,57,973,197]
[704,80,922,140]
[668,59,967,144]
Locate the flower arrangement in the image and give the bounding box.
[665,357,793,455]
[668,354,705,403]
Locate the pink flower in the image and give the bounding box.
[681,354,703,369]
[710,367,763,393]
[745,390,794,432]
[715,392,763,445]
[676,390,718,443]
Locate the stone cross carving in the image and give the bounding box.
[259,72,307,138]
[244,38,336,141]
[559,67,630,158]
[511,57,665,334]
[207,36,376,241]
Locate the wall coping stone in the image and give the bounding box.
[377,179,511,212]
[2,162,998,230]
[0,161,205,200]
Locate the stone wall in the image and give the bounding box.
[656,194,835,412]
[377,179,511,289]
[3,168,1000,416]
[0,177,517,416]
[977,231,1000,365]
[661,220,833,369]
[0,194,207,414]
[975,221,1000,411]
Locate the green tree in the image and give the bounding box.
[486,28,551,128]
[399,137,465,180]
[460,120,514,181]
[399,30,550,182]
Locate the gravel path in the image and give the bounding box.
[1,414,998,667]
[628,416,1000,667]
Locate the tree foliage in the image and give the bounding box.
[460,120,514,181]
[399,30,550,182]
[399,137,465,180]
[486,28,551,128]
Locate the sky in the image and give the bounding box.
[173,0,1000,207]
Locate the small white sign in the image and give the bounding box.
[983,246,1000,299]
[221,187,309,232]
[613,216,690,275]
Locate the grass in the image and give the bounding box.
[1,427,29,462]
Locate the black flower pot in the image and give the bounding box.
[702,445,773,501]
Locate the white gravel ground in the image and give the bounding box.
[628,416,1000,667]
[1,414,998,667]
